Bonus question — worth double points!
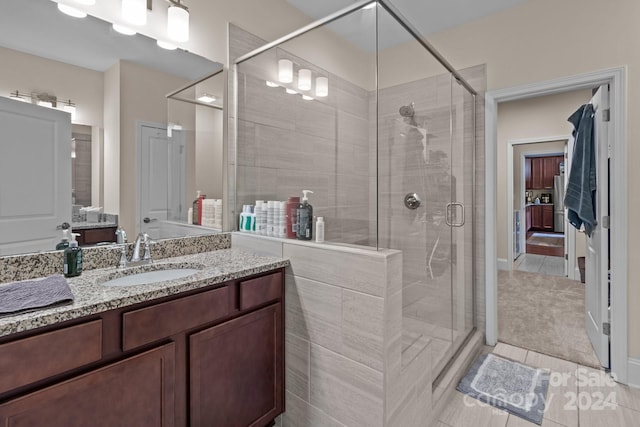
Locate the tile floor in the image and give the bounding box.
[514,254,565,277]
[437,343,640,427]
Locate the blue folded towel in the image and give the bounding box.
[0,274,74,315]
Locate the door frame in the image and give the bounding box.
[485,67,628,383]
[505,137,571,274]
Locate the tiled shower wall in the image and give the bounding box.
[233,40,371,245]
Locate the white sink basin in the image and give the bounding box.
[101,268,202,287]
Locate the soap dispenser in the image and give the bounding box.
[64,233,83,278]
[296,190,314,240]
[56,228,71,250]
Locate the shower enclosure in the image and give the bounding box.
[232,0,478,392]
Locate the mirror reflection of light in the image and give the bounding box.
[285,88,297,95]
[197,94,217,103]
[157,40,177,50]
[57,3,87,18]
[112,23,136,35]
[362,2,376,10]
[73,0,96,5]
[265,81,279,88]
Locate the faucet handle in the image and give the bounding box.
[116,243,128,269]
[143,238,156,262]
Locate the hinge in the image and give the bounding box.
[603,322,611,336]
[602,216,610,229]
[603,108,610,122]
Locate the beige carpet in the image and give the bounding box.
[498,269,601,368]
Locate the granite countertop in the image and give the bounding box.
[71,221,118,230]
[0,249,289,338]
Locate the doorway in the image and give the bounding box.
[485,67,628,383]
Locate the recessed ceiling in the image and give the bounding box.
[0,0,221,80]
[286,0,529,51]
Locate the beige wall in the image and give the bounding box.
[0,46,103,127]
[418,0,640,357]
[497,90,591,259]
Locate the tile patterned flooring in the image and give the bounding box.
[514,254,565,277]
[436,343,640,427]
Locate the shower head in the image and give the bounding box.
[399,102,415,118]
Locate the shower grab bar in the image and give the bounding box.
[446,202,466,227]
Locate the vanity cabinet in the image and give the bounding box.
[0,268,285,427]
[75,226,117,246]
[0,343,176,427]
[528,205,554,231]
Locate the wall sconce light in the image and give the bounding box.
[122,0,147,26]
[8,90,29,103]
[302,95,314,101]
[56,2,88,18]
[61,100,77,120]
[157,40,177,50]
[298,69,312,91]
[315,76,329,97]
[167,0,189,43]
[265,81,279,88]
[278,59,293,83]
[197,93,217,103]
[73,0,96,5]
[112,23,137,35]
[285,88,297,95]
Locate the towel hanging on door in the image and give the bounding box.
[564,103,597,236]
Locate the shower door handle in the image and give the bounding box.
[446,202,465,227]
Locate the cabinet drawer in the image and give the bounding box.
[239,272,283,311]
[123,286,230,351]
[0,320,102,394]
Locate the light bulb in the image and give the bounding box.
[122,0,146,26]
[265,81,279,88]
[298,69,312,91]
[168,5,189,42]
[302,95,314,101]
[63,104,77,120]
[57,4,87,18]
[113,23,136,35]
[157,40,177,50]
[278,59,293,83]
[286,88,297,95]
[197,94,217,103]
[74,0,96,5]
[315,76,329,97]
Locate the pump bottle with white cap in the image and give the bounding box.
[296,190,314,240]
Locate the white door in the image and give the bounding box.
[585,85,610,368]
[0,98,71,255]
[138,123,185,240]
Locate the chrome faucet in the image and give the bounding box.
[117,232,155,269]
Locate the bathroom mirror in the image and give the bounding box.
[0,0,225,255]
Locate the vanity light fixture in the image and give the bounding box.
[8,91,29,103]
[122,0,147,26]
[298,69,312,91]
[112,23,137,35]
[278,59,293,83]
[57,3,88,18]
[265,81,279,88]
[302,95,314,101]
[315,76,329,97]
[167,0,189,43]
[197,94,217,103]
[62,100,77,120]
[37,100,54,108]
[73,0,96,5]
[285,88,297,95]
[157,40,177,50]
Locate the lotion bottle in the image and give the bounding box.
[56,229,71,250]
[296,190,314,240]
[64,233,83,278]
[315,217,325,243]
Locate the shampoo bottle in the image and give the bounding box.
[315,217,325,243]
[64,233,83,278]
[285,196,300,238]
[56,229,71,250]
[192,191,202,225]
[296,190,314,240]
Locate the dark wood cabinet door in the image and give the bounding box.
[190,304,283,427]
[554,155,564,177]
[543,157,555,188]
[0,343,176,427]
[531,206,543,229]
[542,205,554,230]
[531,158,544,189]
[526,206,532,231]
[525,158,532,189]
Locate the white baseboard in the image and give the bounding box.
[497,258,510,271]
[628,358,640,389]
[573,267,581,282]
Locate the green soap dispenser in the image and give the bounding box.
[64,233,83,278]
[56,228,71,250]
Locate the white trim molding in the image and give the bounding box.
[485,66,628,384]
[628,358,640,389]
[497,258,509,271]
